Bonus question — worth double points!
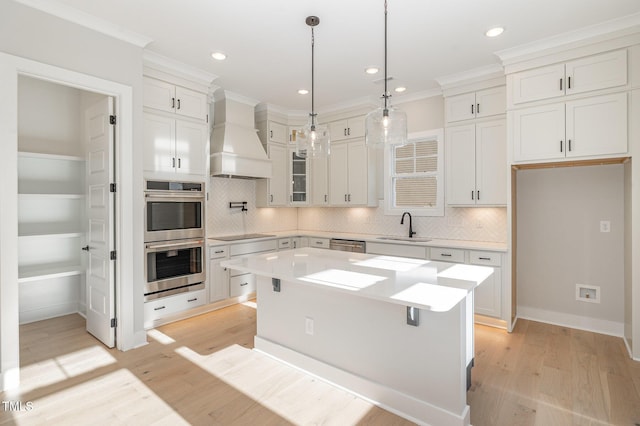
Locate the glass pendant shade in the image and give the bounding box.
[296,117,330,158]
[365,102,408,147]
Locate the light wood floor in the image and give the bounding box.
[1,303,639,425]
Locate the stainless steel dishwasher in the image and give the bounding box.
[329,238,366,253]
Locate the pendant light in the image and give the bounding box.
[296,16,330,158]
[365,0,407,148]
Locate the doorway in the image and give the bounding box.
[17,76,116,347]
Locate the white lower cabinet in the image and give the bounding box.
[144,289,206,328]
[309,237,330,249]
[209,246,229,303]
[366,242,427,259]
[429,247,503,319]
[229,272,256,298]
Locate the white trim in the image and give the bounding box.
[0,52,142,390]
[436,64,504,90]
[143,50,217,87]
[384,129,445,217]
[13,0,153,48]
[496,12,640,66]
[517,306,624,337]
[394,87,443,105]
[254,337,470,426]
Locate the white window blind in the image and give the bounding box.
[384,129,444,216]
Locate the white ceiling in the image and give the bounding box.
[19,0,640,111]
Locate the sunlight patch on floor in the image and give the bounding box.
[241,300,257,309]
[17,345,116,393]
[147,328,176,344]
[11,369,187,425]
[174,344,374,425]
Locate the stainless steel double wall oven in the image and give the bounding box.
[144,180,205,300]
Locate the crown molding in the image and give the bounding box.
[435,64,504,90]
[213,89,260,107]
[317,96,379,117]
[13,0,153,47]
[143,51,217,87]
[496,12,640,66]
[394,87,444,104]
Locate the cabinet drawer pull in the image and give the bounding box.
[477,190,480,200]
[281,241,289,245]
[471,104,474,114]
[177,99,181,110]
[440,253,452,257]
[154,306,166,311]
[476,103,480,114]
[568,76,571,89]
[560,140,563,153]
[177,158,181,168]
[471,191,474,200]
[479,257,491,261]
[172,157,176,168]
[240,282,248,287]
[187,298,198,303]
[172,97,175,109]
[347,127,351,136]
[348,194,351,202]
[560,78,563,91]
[568,139,572,152]
[214,250,224,254]
[324,194,327,203]
[316,241,324,245]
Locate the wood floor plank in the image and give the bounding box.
[3,309,640,426]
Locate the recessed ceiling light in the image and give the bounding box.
[365,67,380,75]
[211,51,227,60]
[395,86,406,93]
[298,89,309,95]
[485,27,504,38]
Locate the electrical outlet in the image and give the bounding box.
[576,284,600,303]
[305,317,314,336]
[600,220,611,233]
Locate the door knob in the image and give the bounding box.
[81,245,90,251]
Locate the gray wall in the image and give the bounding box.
[517,164,625,330]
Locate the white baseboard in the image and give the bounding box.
[517,306,624,337]
[254,336,470,426]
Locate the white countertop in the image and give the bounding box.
[208,230,507,252]
[221,247,494,312]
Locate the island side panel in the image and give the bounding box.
[254,276,470,421]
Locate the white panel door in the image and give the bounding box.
[512,103,565,162]
[565,50,627,96]
[329,143,349,205]
[476,120,507,205]
[175,86,208,121]
[268,144,288,206]
[175,120,207,175]
[446,124,476,205]
[511,63,565,104]
[475,86,506,119]
[311,155,329,205]
[143,113,175,173]
[565,92,628,158]
[445,92,476,123]
[84,97,115,348]
[347,140,368,205]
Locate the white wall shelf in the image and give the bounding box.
[18,264,84,283]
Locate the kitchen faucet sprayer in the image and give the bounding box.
[400,212,417,238]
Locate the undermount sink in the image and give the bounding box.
[377,236,432,243]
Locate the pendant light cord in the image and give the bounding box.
[311,26,316,130]
[383,0,389,114]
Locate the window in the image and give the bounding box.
[384,129,444,216]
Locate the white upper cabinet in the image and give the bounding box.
[511,50,627,105]
[268,121,288,144]
[445,86,506,123]
[143,113,207,175]
[310,155,329,205]
[328,140,369,205]
[329,116,365,141]
[446,120,507,206]
[256,143,288,207]
[512,92,627,162]
[143,77,208,122]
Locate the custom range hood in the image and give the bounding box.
[210,90,272,178]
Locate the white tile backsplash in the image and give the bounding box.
[297,202,507,243]
[207,177,298,237]
[208,178,506,243]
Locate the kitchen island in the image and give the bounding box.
[221,247,494,426]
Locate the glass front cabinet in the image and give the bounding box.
[289,149,309,205]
